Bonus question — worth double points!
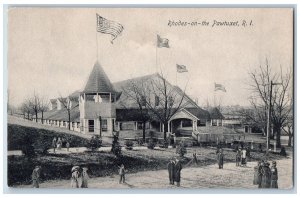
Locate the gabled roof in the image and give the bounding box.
[83,61,116,94]
[185,107,210,120]
[208,107,225,119]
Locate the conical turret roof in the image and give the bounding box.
[83,62,116,93]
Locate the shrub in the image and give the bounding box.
[147,138,155,149]
[111,135,122,157]
[159,139,169,148]
[176,141,187,157]
[86,135,102,151]
[125,140,134,150]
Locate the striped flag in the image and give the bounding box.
[176,64,188,73]
[157,35,170,48]
[96,14,124,44]
[214,83,226,92]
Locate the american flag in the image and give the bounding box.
[214,83,226,92]
[96,14,124,44]
[157,35,170,48]
[176,64,188,73]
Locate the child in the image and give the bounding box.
[119,164,126,184]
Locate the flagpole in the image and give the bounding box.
[95,12,99,61]
[213,83,216,107]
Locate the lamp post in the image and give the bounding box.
[266,81,282,153]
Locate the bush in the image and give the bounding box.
[111,135,122,157]
[86,135,102,151]
[176,141,187,157]
[159,139,169,148]
[125,140,134,150]
[147,138,155,149]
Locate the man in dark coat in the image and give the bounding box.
[217,149,224,169]
[258,161,264,188]
[270,161,278,188]
[32,166,41,188]
[167,159,175,185]
[174,158,182,187]
[261,161,271,188]
[253,161,260,185]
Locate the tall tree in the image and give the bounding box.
[248,59,292,147]
[58,96,79,130]
[120,79,151,142]
[20,100,32,119]
[29,92,41,122]
[39,97,49,124]
[123,73,188,140]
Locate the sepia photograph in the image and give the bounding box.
[5,6,294,190]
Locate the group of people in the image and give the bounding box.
[253,160,278,188]
[52,137,70,153]
[236,147,248,167]
[167,158,183,187]
[70,166,89,188]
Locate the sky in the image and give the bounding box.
[7,8,293,108]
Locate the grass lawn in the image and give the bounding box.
[8,145,290,187]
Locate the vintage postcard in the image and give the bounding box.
[6,7,294,190]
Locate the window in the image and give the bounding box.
[112,119,115,131]
[137,122,143,130]
[155,96,159,106]
[88,120,94,132]
[120,122,134,131]
[102,119,108,131]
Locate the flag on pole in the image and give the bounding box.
[96,14,124,44]
[176,64,188,73]
[214,83,226,92]
[157,35,170,48]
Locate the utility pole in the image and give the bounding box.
[99,116,102,137]
[266,81,281,154]
[266,81,273,153]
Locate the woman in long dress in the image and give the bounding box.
[71,166,80,188]
[81,167,89,188]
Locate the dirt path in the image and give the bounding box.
[15,157,293,189]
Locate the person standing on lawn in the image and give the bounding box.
[32,166,41,188]
[270,161,278,188]
[174,158,182,187]
[57,137,62,150]
[253,161,260,185]
[217,148,224,169]
[52,137,57,153]
[71,166,80,188]
[241,147,247,166]
[258,160,264,188]
[66,141,70,152]
[81,167,89,188]
[167,158,175,185]
[236,148,241,166]
[119,164,126,184]
[261,161,271,188]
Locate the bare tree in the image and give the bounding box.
[123,73,188,140]
[120,79,151,142]
[58,95,79,130]
[39,97,49,124]
[248,59,293,147]
[29,92,41,122]
[20,100,32,119]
